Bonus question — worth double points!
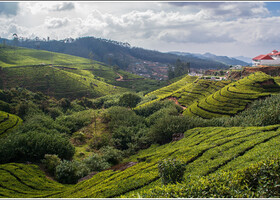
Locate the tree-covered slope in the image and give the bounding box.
[1,124,280,198]
[0,111,22,138]
[183,72,280,119]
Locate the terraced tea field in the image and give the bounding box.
[170,79,231,107]
[2,65,126,99]
[1,124,280,198]
[0,46,90,67]
[146,75,198,98]
[0,111,22,138]
[136,75,198,109]
[0,46,163,95]
[183,72,280,118]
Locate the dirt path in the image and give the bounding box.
[115,72,144,82]
[115,72,124,81]
[167,97,187,110]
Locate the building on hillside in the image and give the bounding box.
[252,50,280,66]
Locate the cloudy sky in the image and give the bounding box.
[1,1,280,58]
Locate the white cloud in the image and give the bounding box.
[45,17,70,29]
[50,2,75,12]
[0,2,279,57]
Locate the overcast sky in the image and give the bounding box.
[1,1,280,58]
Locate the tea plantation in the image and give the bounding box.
[2,65,126,99]
[183,72,280,118]
[1,124,280,198]
[0,111,22,137]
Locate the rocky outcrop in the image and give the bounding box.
[228,66,280,80]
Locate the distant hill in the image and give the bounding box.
[234,56,252,64]
[0,37,229,80]
[170,51,250,66]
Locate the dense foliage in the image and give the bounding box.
[0,131,75,163]
[158,159,186,185]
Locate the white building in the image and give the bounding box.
[252,50,280,66]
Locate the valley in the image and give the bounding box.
[1,41,280,198]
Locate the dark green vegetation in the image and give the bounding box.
[167,59,190,80]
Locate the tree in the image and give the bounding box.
[119,93,141,108]
[13,33,18,47]
[168,59,190,80]
[89,51,94,66]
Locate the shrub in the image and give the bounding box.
[158,159,186,185]
[59,98,71,110]
[104,106,145,131]
[83,153,110,172]
[46,107,63,119]
[0,100,11,113]
[100,146,123,165]
[135,100,177,117]
[41,154,61,176]
[118,93,142,108]
[0,131,75,163]
[146,106,180,126]
[55,110,93,134]
[72,132,87,146]
[20,114,61,134]
[149,115,189,144]
[89,133,111,150]
[55,160,80,184]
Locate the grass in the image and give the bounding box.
[183,72,280,119]
[0,111,22,138]
[1,124,280,197]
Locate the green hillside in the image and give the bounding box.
[2,65,126,99]
[146,75,197,98]
[136,75,197,109]
[1,124,280,198]
[0,111,22,137]
[171,79,231,107]
[136,75,231,110]
[0,46,90,67]
[183,72,280,119]
[0,46,165,96]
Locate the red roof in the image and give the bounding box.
[252,54,274,60]
[268,50,279,55]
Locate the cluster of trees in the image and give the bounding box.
[168,59,190,80]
